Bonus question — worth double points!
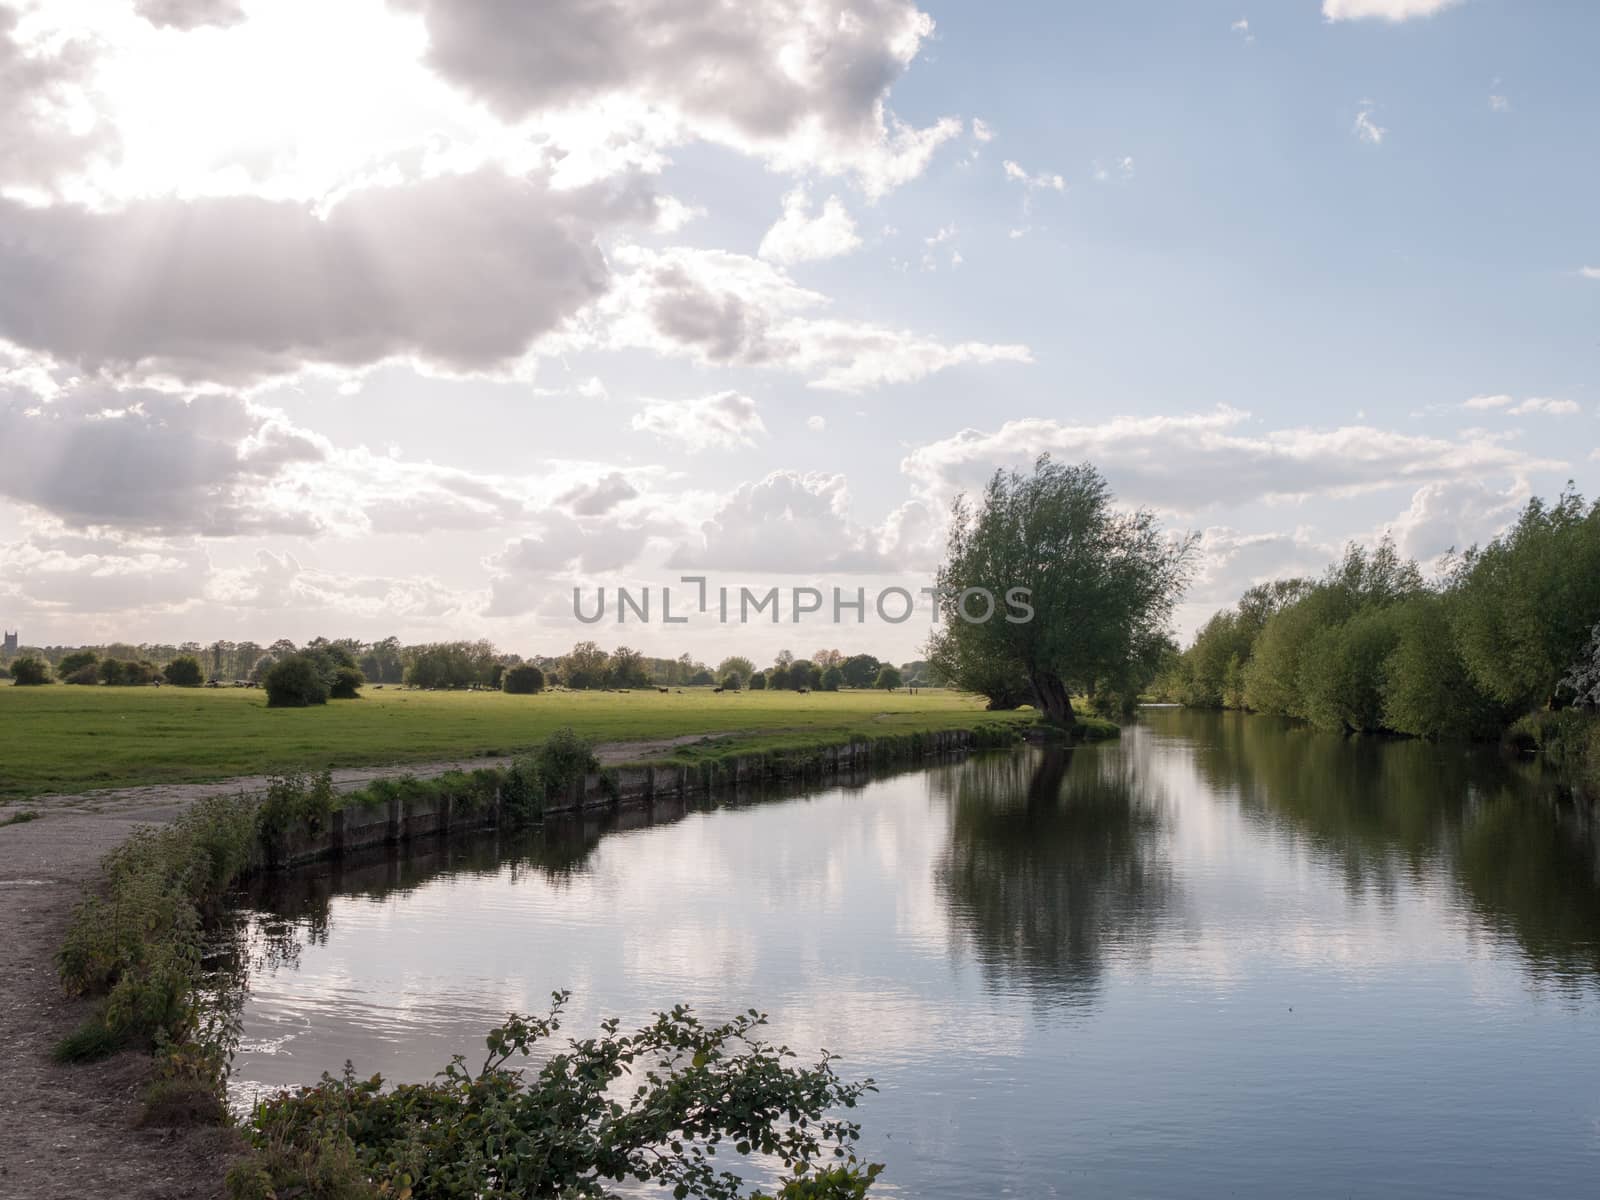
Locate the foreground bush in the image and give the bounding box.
[228,993,880,1200]
[502,663,545,694]
[9,655,50,685]
[264,654,329,707]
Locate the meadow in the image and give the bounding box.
[0,684,1035,801]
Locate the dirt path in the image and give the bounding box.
[0,732,735,1199]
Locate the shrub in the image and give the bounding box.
[820,666,843,692]
[1297,607,1403,734]
[228,994,880,1200]
[1382,594,1507,740]
[498,756,544,822]
[502,663,544,694]
[65,663,100,685]
[58,650,99,677]
[99,657,158,686]
[9,655,50,685]
[749,670,767,690]
[720,669,744,691]
[328,665,364,699]
[257,771,336,849]
[264,654,330,707]
[532,727,599,800]
[163,655,204,687]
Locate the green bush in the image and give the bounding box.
[65,663,100,685]
[163,655,204,687]
[820,666,842,692]
[10,655,50,685]
[328,665,365,699]
[532,726,599,801]
[501,663,544,694]
[58,650,99,677]
[1297,607,1402,734]
[721,669,744,691]
[257,771,336,848]
[228,994,880,1200]
[749,670,767,690]
[265,654,330,707]
[874,665,902,690]
[1381,595,1507,740]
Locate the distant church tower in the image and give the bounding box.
[2,630,17,655]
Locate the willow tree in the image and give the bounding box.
[928,456,1194,727]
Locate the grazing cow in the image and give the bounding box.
[657,687,669,694]
[713,686,724,693]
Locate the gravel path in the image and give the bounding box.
[0,733,731,1199]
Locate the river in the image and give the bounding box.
[231,709,1600,1197]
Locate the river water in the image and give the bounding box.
[232,709,1600,1197]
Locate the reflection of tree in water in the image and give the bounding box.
[1173,709,1600,993]
[934,748,1179,1007]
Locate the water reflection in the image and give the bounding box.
[934,748,1179,1006]
[1181,711,1600,991]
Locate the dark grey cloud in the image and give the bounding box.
[388,0,930,146]
[0,168,657,385]
[0,384,324,534]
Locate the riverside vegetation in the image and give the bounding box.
[1157,488,1600,793]
[44,722,1047,1198]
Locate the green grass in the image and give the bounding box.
[0,685,1040,801]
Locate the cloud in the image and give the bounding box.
[758,189,862,265]
[387,0,959,196]
[133,0,247,29]
[208,550,472,620]
[632,392,768,452]
[0,167,657,386]
[971,118,995,143]
[571,244,1031,391]
[668,470,890,572]
[0,7,115,195]
[1462,394,1579,416]
[1489,94,1510,112]
[555,472,640,517]
[1580,267,1600,281]
[1002,159,1065,192]
[806,415,827,432]
[1353,107,1387,145]
[900,407,1563,516]
[1231,18,1254,42]
[0,382,325,535]
[0,528,209,613]
[1383,478,1527,563]
[1322,0,1462,20]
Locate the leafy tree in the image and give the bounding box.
[98,658,129,686]
[717,656,756,683]
[229,994,879,1200]
[839,654,881,689]
[768,664,792,690]
[688,668,715,686]
[502,664,545,694]
[1298,606,1404,733]
[874,664,903,690]
[1382,594,1507,739]
[813,648,844,670]
[163,655,204,688]
[58,650,98,677]
[775,649,795,669]
[720,669,744,691]
[788,658,819,689]
[820,665,843,692]
[65,664,100,685]
[1450,489,1600,710]
[9,655,50,685]
[929,456,1194,726]
[608,646,651,688]
[748,670,767,690]
[264,655,329,707]
[561,641,610,690]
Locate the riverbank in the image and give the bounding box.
[0,686,1038,803]
[2,713,1095,1198]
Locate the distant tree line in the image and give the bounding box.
[1157,488,1600,740]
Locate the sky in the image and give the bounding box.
[0,0,1595,662]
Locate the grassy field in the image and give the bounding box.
[0,684,1038,801]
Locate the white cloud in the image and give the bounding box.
[806,415,827,432]
[631,391,769,452]
[0,7,115,196]
[1353,106,1387,145]
[1580,267,1600,280]
[1462,394,1579,416]
[1002,159,1065,192]
[1322,0,1462,21]
[668,470,889,572]
[1489,94,1510,112]
[568,244,1031,391]
[208,550,473,621]
[1383,478,1527,564]
[758,188,862,265]
[900,407,1563,516]
[133,0,247,30]
[1231,18,1254,42]
[971,118,995,143]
